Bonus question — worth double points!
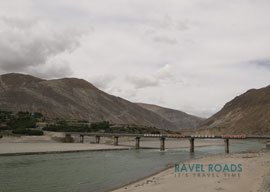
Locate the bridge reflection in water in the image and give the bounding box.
[64,133,270,154]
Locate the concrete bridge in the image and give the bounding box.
[64,133,270,154]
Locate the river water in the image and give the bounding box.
[0,140,265,192]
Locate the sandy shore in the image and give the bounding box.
[112,151,270,192]
[0,136,129,155]
[0,142,130,155]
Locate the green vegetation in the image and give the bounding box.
[1,110,162,135]
[44,121,111,132]
[0,110,44,135]
[12,128,44,135]
[44,120,161,134]
[111,125,161,134]
[7,111,37,129]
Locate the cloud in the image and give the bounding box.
[1,0,270,117]
[126,64,179,89]
[88,75,116,90]
[126,75,159,89]
[157,15,190,31]
[248,59,270,69]
[0,16,82,75]
[29,59,73,79]
[155,64,177,82]
[153,36,178,45]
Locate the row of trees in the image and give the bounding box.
[44,120,160,134]
[44,121,111,132]
[0,110,162,135]
[0,110,43,135]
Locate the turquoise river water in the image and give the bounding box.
[0,140,266,192]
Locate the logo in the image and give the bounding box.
[175,163,242,178]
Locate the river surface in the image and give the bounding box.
[0,140,265,192]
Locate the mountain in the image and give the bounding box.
[0,73,180,131]
[198,85,270,135]
[137,103,203,130]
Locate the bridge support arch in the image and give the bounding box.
[65,134,73,143]
[135,137,140,149]
[224,138,229,154]
[189,138,194,153]
[160,137,165,151]
[79,135,84,143]
[95,136,100,144]
[267,141,270,149]
[114,136,119,146]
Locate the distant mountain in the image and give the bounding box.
[198,85,270,135]
[0,73,180,131]
[137,103,204,129]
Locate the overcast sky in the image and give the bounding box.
[0,0,270,117]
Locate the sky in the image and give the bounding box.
[0,0,270,117]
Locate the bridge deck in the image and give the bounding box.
[65,132,270,139]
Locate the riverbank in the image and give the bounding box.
[0,136,130,156]
[0,143,130,156]
[112,150,270,192]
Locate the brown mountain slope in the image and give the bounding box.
[198,85,270,135]
[137,103,203,129]
[0,73,179,130]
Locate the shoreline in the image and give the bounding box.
[0,144,225,157]
[111,149,270,192]
[0,143,228,157]
[0,147,131,157]
[107,150,250,192]
[108,165,172,192]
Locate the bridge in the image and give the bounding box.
[64,133,270,154]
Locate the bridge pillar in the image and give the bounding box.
[135,137,140,149]
[114,136,119,146]
[267,141,270,149]
[95,136,100,144]
[65,134,73,143]
[79,135,84,143]
[224,139,229,154]
[160,137,165,151]
[189,138,194,153]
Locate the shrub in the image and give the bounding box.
[44,121,110,133]
[90,121,110,131]
[12,128,44,136]
[0,126,12,130]
[33,112,43,119]
[150,130,161,134]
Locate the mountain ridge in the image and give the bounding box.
[136,103,203,129]
[0,73,200,131]
[197,85,270,134]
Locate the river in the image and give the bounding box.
[0,140,265,192]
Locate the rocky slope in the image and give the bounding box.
[137,103,203,130]
[0,73,180,130]
[198,85,270,135]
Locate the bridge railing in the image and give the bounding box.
[222,134,246,139]
[190,135,217,138]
